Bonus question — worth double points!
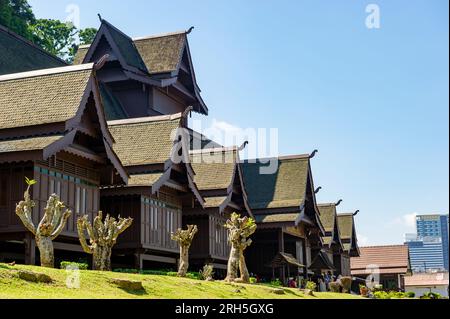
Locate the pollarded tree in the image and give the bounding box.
[171,225,198,277]
[224,213,256,283]
[15,177,72,268]
[77,211,133,271]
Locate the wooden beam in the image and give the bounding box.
[53,242,84,253]
[141,254,176,264]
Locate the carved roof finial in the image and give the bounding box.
[97,14,103,22]
[182,106,193,119]
[238,141,248,151]
[94,54,109,70]
[335,199,343,206]
[309,149,318,159]
[314,186,322,194]
[353,210,360,216]
[186,26,194,34]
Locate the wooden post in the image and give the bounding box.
[278,229,285,283]
[24,233,35,265]
[134,251,142,270]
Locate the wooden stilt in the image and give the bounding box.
[24,233,35,265]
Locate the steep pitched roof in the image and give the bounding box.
[0,64,128,184]
[241,155,310,210]
[317,204,336,233]
[351,245,410,275]
[98,82,128,120]
[133,32,186,74]
[318,203,343,249]
[337,213,360,256]
[108,114,183,166]
[0,64,93,129]
[0,24,66,75]
[189,147,251,213]
[190,148,237,191]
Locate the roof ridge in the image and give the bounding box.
[132,30,186,41]
[190,146,238,155]
[243,153,310,163]
[107,113,183,126]
[0,24,68,65]
[317,203,337,207]
[0,63,94,82]
[359,244,407,248]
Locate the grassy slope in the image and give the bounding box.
[0,263,362,299]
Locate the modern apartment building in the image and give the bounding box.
[416,214,449,270]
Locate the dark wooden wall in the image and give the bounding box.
[0,162,33,231]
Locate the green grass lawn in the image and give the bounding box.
[0,263,363,299]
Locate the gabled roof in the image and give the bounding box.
[74,22,208,115]
[351,245,410,275]
[309,250,336,271]
[241,155,310,210]
[133,31,186,75]
[190,148,237,191]
[0,64,128,184]
[80,19,147,73]
[189,147,251,214]
[0,64,92,129]
[0,24,67,75]
[108,113,183,166]
[107,113,204,205]
[98,82,128,121]
[337,213,360,256]
[318,202,343,249]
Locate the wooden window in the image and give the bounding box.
[75,186,80,214]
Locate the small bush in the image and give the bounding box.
[405,291,415,298]
[329,281,341,293]
[421,292,441,299]
[269,279,282,287]
[305,281,317,291]
[186,272,200,280]
[199,264,214,280]
[60,261,88,270]
[373,291,389,299]
[249,277,257,284]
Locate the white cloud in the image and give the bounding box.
[357,233,369,246]
[390,213,417,230]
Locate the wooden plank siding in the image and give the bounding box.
[209,214,229,260]
[33,163,100,237]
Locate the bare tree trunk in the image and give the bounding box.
[93,245,112,271]
[225,245,240,282]
[36,235,54,268]
[178,245,189,277]
[238,249,250,283]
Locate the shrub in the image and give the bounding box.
[60,261,88,270]
[186,272,200,280]
[269,279,282,287]
[199,264,214,281]
[405,291,415,298]
[340,276,352,293]
[421,292,441,299]
[249,277,257,284]
[373,291,390,299]
[329,281,341,293]
[305,281,317,291]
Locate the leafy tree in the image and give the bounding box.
[0,0,35,40]
[79,27,97,44]
[29,19,77,60]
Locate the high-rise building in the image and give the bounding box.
[405,235,445,272]
[416,214,449,270]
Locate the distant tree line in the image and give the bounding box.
[0,0,97,62]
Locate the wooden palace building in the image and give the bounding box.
[0,63,128,264]
[0,19,361,283]
[241,154,326,283]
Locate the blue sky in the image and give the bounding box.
[29,0,449,246]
